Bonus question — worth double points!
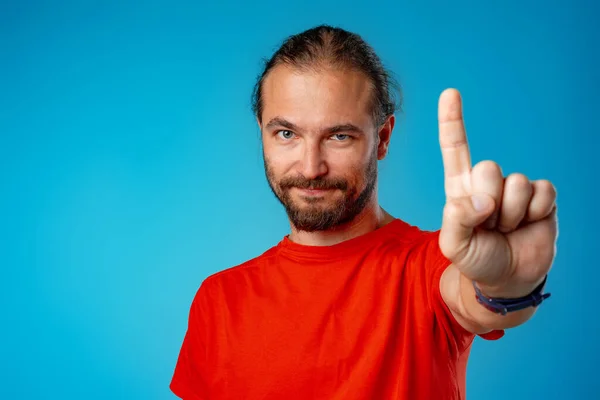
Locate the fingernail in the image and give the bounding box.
[471,194,489,212]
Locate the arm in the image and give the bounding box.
[441,264,541,334]
[436,89,558,333]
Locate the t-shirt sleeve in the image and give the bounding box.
[170,282,212,400]
[421,230,505,349]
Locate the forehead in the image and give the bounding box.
[261,64,374,129]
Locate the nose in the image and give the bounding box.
[299,143,328,179]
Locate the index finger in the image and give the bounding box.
[438,88,472,197]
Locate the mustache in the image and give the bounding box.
[279,176,348,191]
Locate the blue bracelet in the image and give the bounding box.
[473,276,551,316]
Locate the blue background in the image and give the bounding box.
[2,0,598,398]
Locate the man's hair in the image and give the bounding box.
[251,25,402,127]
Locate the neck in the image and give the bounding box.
[288,197,395,246]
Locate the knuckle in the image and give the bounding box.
[505,173,532,197]
[479,160,501,171]
[473,160,502,178]
[506,173,530,188]
[444,200,465,220]
[537,179,557,197]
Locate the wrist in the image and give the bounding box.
[473,275,551,316]
[475,275,546,299]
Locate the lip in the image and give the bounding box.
[297,188,331,196]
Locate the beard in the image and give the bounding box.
[263,148,378,232]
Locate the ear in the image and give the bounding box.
[377,115,395,160]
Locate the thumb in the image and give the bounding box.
[439,193,495,262]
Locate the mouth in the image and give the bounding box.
[295,187,333,196]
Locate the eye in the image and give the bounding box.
[277,130,295,140]
[331,134,350,141]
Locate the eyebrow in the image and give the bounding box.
[264,117,364,135]
[265,117,299,131]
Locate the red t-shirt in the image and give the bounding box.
[170,218,503,399]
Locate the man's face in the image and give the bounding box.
[259,65,391,232]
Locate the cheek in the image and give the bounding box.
[328,154,369,184]
[264,153,292,184]
[267,158,294,181]
[263,140,298,171]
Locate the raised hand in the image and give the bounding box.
[437,89,558,298]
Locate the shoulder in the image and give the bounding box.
[196,245,280,294]
[383,218,441,252]
[381,219,449,278]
